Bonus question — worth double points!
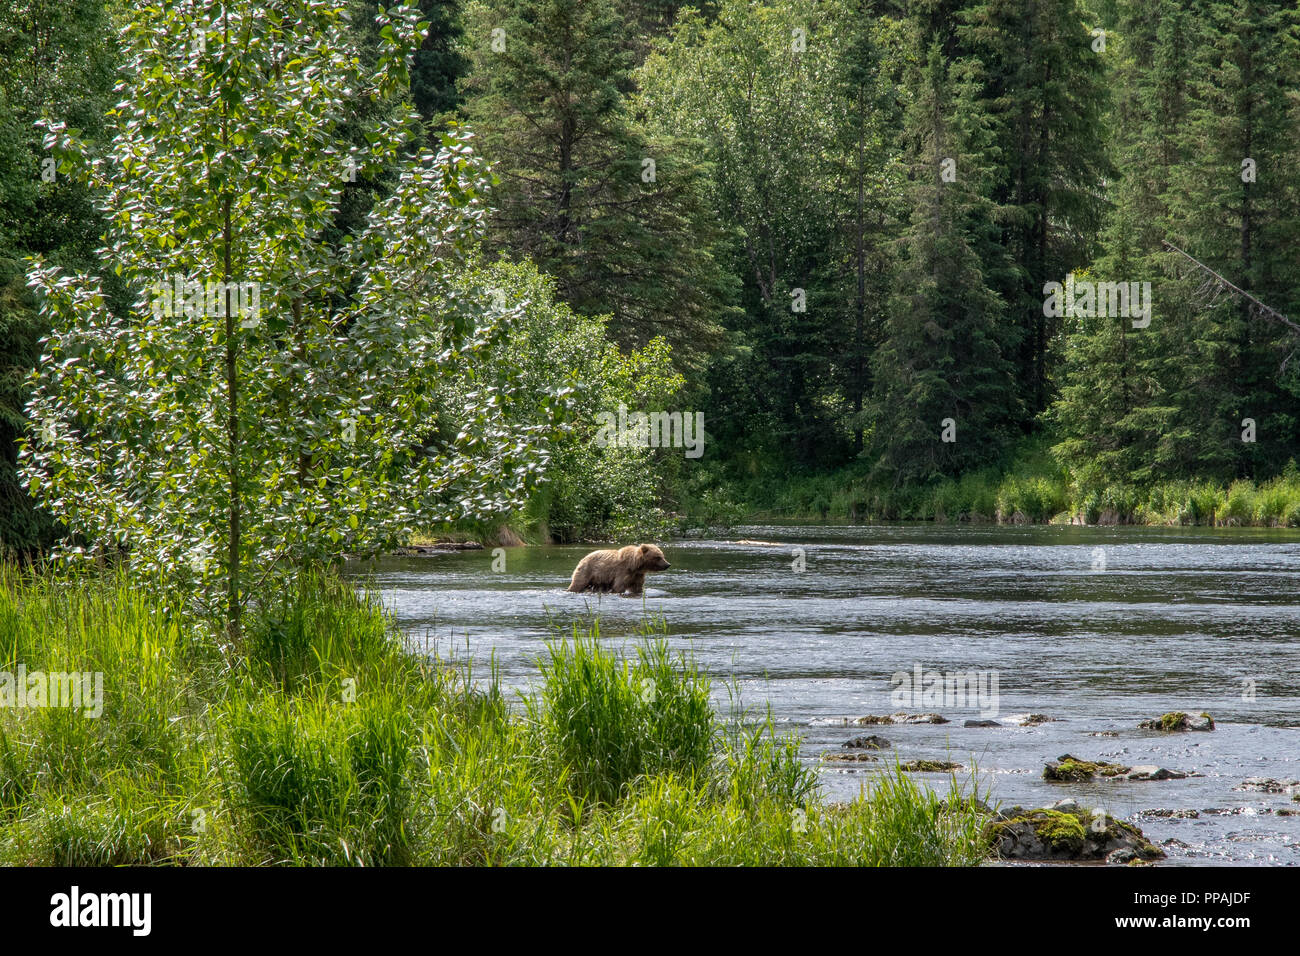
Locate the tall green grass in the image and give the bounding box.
[223,686,417,865]
[529,625,717,806]
[0,566,991,866]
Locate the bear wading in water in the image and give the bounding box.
[567,544,670,597]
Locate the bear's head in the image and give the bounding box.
[638,544,670,571]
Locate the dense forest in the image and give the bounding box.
[1,0,1299,879]
[4,0,1300,554]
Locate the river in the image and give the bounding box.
[353,524,1300,866]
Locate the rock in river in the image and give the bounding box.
[1119,766,1194,782]
[1043,754,1131,782]
[1043,754,1196,782]
[898,760,962,772]
[987,803,1165,864]
[1234,777,1299,794]
[843,734,891,750]
[822,752,879,763]
[823,712,949,726]
[1008,713,1059,726]
[1138,711,1215,732]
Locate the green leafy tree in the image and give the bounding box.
[22,0,563,639]
[641,0,852,464]
[452,257,684,540]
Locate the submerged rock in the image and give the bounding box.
[1013,713,1059,726]
[964,719,1001,728]
[1138,808,1200,819]
[1138,711,1215,732]
[898,760,962,772]
[892,712,949,724]
[822,752,879,763]
[987,804,1164,863]
[1120,766,1194,781]
[1234,777,1299,794]
[1200,807,1264,816]
[843,734,891,750]
[841,712,949,726]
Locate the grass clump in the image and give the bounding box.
[530,625,717,807]
[223,688,417,866]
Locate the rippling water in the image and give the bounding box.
[351,524,1300,866]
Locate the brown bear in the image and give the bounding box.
[567,544,670,596]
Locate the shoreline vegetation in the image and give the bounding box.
[424,468,1300,550]
[724,472,1300,529]
[0,568,991,866]
[677,442,1300,533]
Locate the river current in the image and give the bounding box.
[354,524,1300,865]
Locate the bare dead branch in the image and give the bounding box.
[1162,240,1300,336]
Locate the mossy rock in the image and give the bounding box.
[1034,809,1087,854]
[1138,711,1214,732]
[1157,711,1189,731]
[1043,754,1130,782]
[987,805,1165,863]
[898,760,962,773]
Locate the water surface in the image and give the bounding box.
[353,524,1300,865]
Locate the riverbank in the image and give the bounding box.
[705,464,1300,529]
[419,448,1300,548]
[0,567,989,865]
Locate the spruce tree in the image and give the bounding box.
[1047,0,1197,485]
[868,41,1019,485]
[957,0,1112,418]
[411,0,468,124]
[461,0,734,368]
[1161,0,1300,478]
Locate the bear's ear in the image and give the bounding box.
[639,544,650,552]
